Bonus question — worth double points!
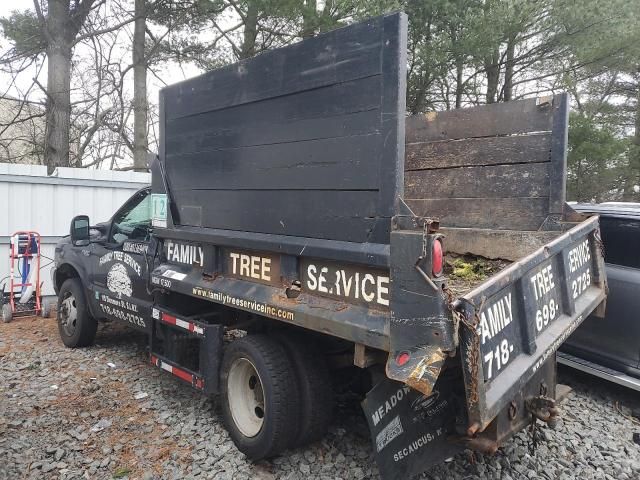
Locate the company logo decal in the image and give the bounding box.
[107,263,132,298]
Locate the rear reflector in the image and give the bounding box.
[432,239,444,277]
[396,352,410,366]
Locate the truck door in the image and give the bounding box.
[90,188,153,332]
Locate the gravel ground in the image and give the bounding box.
[1,315,639,480]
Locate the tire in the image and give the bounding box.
[275,332,333,447]
[57,278,97,348]
[220,335,301,460]
[2,303,12,323]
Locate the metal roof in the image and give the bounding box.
[573,202,640,219]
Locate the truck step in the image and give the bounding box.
[152,307,207,336]
[557,352,640,392]
[149,306,223,394]
[150,354,205,390]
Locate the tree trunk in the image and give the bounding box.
[484,48,500,104]
[482,0,499,104]
[455,55,464,108]
[45,0,73,174]
[302,0,317,38]
[133,0,148,172]
[239,1,258,59]
[503,34,516,102]
[319,0,333,33]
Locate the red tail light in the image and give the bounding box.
[432,238,444,277]
[396,351,410,366]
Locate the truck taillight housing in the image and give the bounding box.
[432,238,444,277]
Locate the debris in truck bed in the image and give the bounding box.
[444,254,511,297]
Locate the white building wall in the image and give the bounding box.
[0,163,150,296]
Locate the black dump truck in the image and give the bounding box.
[53,13,608,479]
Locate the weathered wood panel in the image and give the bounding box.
[173,189,381,241]
[405,163,549,199]
[165,76,381,153]
[548,93,569,217]
[405,96,554,143]
[406,197,549,231]
[405,133,551,171]
[164,20,385,120]
[167,134,381,190]
[403,94,568,232]
[162,13,407,245]
[441,227,559,261]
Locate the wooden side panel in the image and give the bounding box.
[405,163,550,199]
[405,134,551,171]
[162,13,407,244]
[407,198,550,231]
[405,97,554,143]
[404,94,569,231]
[440,227,559,261]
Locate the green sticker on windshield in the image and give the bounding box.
[151,193,167,228]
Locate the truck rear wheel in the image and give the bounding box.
[57,278,97,348]
[220,335,301,460]
[276,332,333,447]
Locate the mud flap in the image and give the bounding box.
[361,374,463,480]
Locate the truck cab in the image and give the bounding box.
[53,187,153,345]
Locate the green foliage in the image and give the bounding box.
[567,112,629,202]
[0,10,46,58]
[112,467,132,479]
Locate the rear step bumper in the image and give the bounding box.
[150,354,206,390]
[557,352,640,392]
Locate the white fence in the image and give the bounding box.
[0,163,150,296]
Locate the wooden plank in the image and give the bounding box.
[172,189,381,243]
[165,133,382,191]
[165,76,381,153]
[163,17,385,120]
[405,163,550,199]
[405,133,551,171]
[405,97,554,143]
[406,197,549,230]
[548,93,569,217]
[440,227,559,261]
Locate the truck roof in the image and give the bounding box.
[573,202,640,219]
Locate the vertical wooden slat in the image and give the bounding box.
[548,93,570,218]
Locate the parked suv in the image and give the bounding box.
[560,202,640,390]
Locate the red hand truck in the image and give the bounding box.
[1,231,47,323]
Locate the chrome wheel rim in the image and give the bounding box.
[227,358,265,437]
[59,293,78,337]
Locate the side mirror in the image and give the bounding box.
[70,215,90,246]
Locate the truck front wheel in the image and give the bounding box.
[220,335,301,460]
[57,278,97,348]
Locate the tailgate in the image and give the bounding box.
[453,216,606,430]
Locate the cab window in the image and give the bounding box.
[110,190,151,244]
